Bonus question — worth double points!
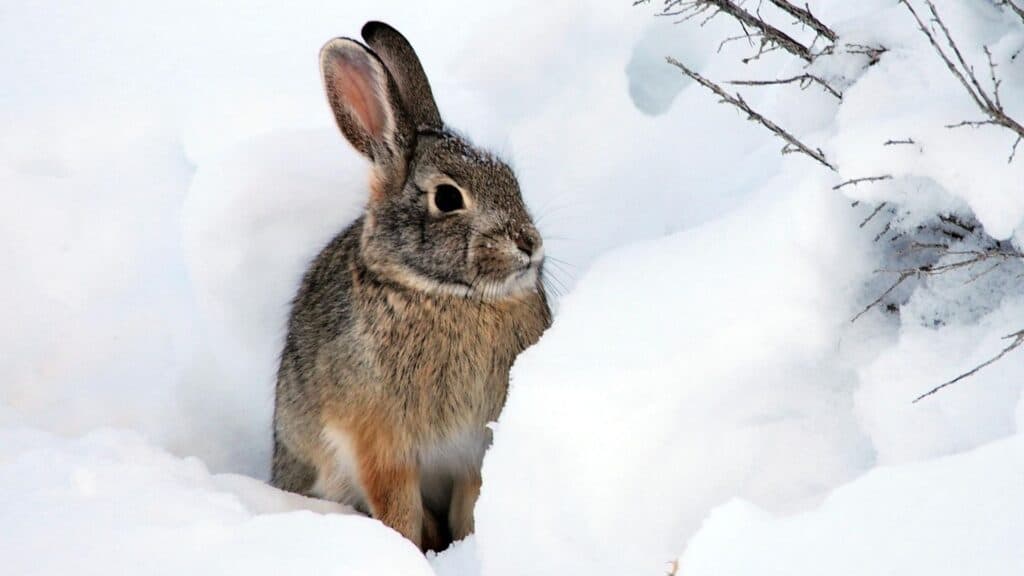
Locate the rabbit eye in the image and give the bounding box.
[433,184,465,213]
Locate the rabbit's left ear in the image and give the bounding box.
[361,22,442,130]
[320,37,410,169]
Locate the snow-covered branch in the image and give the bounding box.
[659,0,819,61]
[767,0,837,43]
[901,0,1024,162]
[996,0,1024,25]
[726,73,842,100]
[666,57,836,170]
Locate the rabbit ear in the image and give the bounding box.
[320,38,410,167]
[361,22,442,129]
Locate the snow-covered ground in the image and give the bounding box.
[2,1,1022,574]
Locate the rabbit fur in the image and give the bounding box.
[271,21,551,552]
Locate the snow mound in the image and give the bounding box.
[2,1,1023,575]
[0,426,434,576]
[679,432,1024,576]
[475,169,877,576]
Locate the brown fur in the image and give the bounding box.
[271,22,551,552]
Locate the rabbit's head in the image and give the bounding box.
[320,22,543,300]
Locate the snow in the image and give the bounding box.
[856,299,1024,464]
[2,0,1022,575]
[678,432,1024,575]
[829,0,1024,240]
[0,428,434,576]
[476,169,876,576]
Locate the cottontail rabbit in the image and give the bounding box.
[271,22,551,551]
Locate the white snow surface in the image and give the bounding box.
[679,432,1024,575]
[2,0,1022,575]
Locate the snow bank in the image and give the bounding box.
[679,431,1024,576]
[857,298,1024,464]
[473,1,1024,574]
[475,165,877,576]
[2,0,1022,575]
[0,426,433,576]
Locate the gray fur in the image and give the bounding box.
[361,21,442,129]
[271,23,551,552]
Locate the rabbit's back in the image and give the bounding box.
[272,219,362,495]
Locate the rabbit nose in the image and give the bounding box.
[515,234,535,256]
[512,229,540,258]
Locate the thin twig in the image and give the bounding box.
[858,202,889,228]
[851,270,913,322]
[913,330,1024,402]
[665,0,815,61]
[718,31,758,53]
[884,138,916,146]
[845,43,887,66]
[996,0,1024,25]
[727,73,842,99]
[768,0,838,42]
[880,248,1021,279]
[833,175,893,191]
[901,0,1024,161]
[983,46,1003,109]
[668,57,836,170]
[874,220,892,242]
[963,261,1002,285]
[945,119,999,129]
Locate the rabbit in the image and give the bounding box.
[270,21,551,552]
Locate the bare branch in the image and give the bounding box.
[874,220,892,242]
[919,250,1020,275]
[913,330,1024,403]
[983,46,1002,109]
[856,215,1023,323]
[945,119,1000,129]
[667,56,837,170]
[718,31,758,53]
[833,175,893,191]
[742,41,782,64]
[884,138,916,146]
[851,270,914,323]
[964,261,1002,285]
[858,201,889,228]
[901,0,1024,160]
[768,0,838,42]
[996,0,1024,25]
[727,73,842,99]
[845,43,887,66]
[665,0,815,61]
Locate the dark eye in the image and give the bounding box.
[434,184,464,213]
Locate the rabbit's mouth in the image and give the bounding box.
[366,255,541,301]
[467,264,541,301]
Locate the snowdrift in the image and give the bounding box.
[2,1,1022,575]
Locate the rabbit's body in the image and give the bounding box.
[271,22,550,551]
[273,217,549,507]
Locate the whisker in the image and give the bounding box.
[543,271,569,296]
[542,259,575,288]
[533,201,577,226]
[544,261,575,286]
[546,255,578,269]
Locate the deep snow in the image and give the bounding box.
[2,1,1022,575]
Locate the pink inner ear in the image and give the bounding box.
[333,56,387,139]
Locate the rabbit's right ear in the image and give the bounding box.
[361,22,442,130]
[320,38,409,167]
